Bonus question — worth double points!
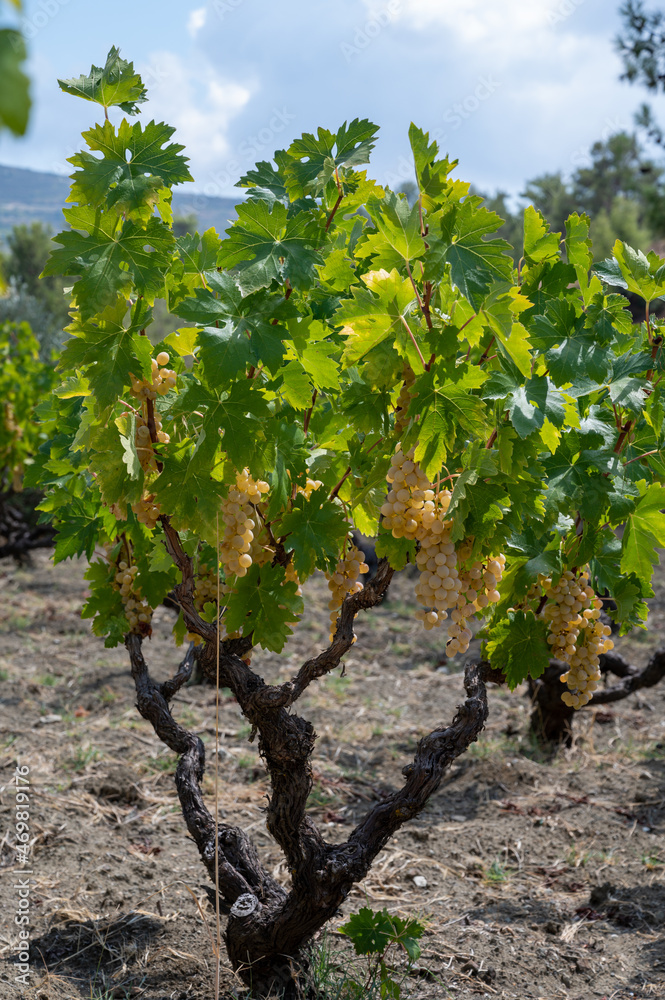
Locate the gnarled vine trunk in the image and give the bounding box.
[126,552,498,997]
[528,649,665,747]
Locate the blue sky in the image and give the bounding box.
[1,0,659,203]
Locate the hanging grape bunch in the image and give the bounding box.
[326,543,370,640]
[537,570,614,708]
[382,445,505,657]
[219,469,270,579]
[106,547,153,636]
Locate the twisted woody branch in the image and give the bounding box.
[125,560,497,995]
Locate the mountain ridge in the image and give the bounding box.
[0,163,238,239]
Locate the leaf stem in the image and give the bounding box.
[303,390,317,434]
[325,167,344,232]
[624,448,661,466]
[330,467,352,501]
[399,315,428,370]
[405,260,432,330]
[478,336,496,366]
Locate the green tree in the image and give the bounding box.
[0,223,70,356]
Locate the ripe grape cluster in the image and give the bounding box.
[111,557,152,635]
[219,469,270,578]
[538,570,614,708]
[131,495,161,530]
[326,544,369,640]
[129,351,177,401]
[382,445,504,657]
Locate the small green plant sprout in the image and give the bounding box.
[339,906,424,999]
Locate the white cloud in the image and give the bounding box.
[139,51,255,181]
[187,6,208,37]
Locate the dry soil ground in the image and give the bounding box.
[0,552,664,1000]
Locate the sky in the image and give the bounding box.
[0,0,659,203]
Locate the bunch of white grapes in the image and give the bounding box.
[380,446,435,541]
[325,544,370,640]
[538,570,614,708]
[131,494,162,530]
[112,558,152,634]
[134,412,170,473]
[382,445,504,657]
[129,352,178,401]
[219,469,270,578]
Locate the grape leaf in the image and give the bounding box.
[337,269,416,368]
[57,301,153,409]
[358,191,426,269]
[217,199,323,294]
[484,610,550,689]
[595,240,665,302]
[69,119,192,211]
[58,46,147,115]
[277,493,349,577]
[620,482,665,584]
[43,211,175,319]
[286,119,379,197]
[523,206,560,264]
[223,563,303,652]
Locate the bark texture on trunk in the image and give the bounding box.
[125,562,497,997]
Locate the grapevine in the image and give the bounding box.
[30,48,665,995]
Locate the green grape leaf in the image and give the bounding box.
[339,907,423,959]
[620,482,665,584]
[152,445,226,538]
[58,301,153,409]
[43,211,175,320]
[430,198,514,308]
[565,213,593,299]
[595,241,665,302]
[69,119,192,210]
[58,46,147,115]
[175,272,288,375]
[484,610,550,689]
[408,123,458,212]
[358,191,426,269]
[217,199,323,294]
[523,206,560,264]
[223,563,303,652]
[406,368,487,478]
[0,29,31,136]
[198,325,255,383]
[52,495,116,563]
[337,269,417,368]
[375,530,416,572]
[81,560,128,648]
[286,119,379,197]
[530,300,613,386]
[277,493,349,577]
